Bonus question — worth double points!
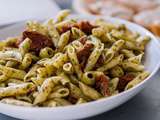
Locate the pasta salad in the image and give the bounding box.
[0,10,150,107]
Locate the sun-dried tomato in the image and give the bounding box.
[77,21,97,35]
[77,42,94,63]
[96,54,105,68]
[58,20,96,35]
[18,31,54,52]
[67,96,77,104]
[58,23,78,34]
[95,74,110,96]
[117,74,135,92]
[79,58,87,70]
[79,36,88,45]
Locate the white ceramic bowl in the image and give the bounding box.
[0,15,160,120]
[72,0,90,16]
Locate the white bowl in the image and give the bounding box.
[72,0,90,16]
[0,15,160,120]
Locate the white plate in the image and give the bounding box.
[0,15,160,120]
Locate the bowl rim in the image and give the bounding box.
[0,14,160,111]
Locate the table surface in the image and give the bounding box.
[0,1,160,119]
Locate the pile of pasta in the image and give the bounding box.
[0,10,150,107]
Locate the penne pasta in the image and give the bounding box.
[68,83,88,100]
[0,50,22,62]
[48,87,69,99]
[63,62,74,74]
[109,40,125,54]
[109,78,119,94]
[122,62,144,72]
[57,31,70,51]
[51,53,68,69]
[76,98,87,104]
[1,98,33,107]
[6,79,24,84]
[16,95,32,103]
[56,9,71,23]
[42,99,57,107]
[82,72,96,86]
[125,71,149,90]
[126,54,143,64]
[5,61,18,68]
[79,82,102,100]
[0,83,35,98]
[24,65,40,81]
[47,21,60,47]
[71,40,84,51]
[97,54,124,72]
[67,46,83,79]
[53,98,72,106]
[0,10,150,107]
[71,27,85,40]
[120,49,135,58]
[0,74,8,82]
[110,66,124,77]
[92,27,109,43]
[33,78,55,105]
[19,53,32,70]
[5,37,18,47]
[0,65,26,79]
[26,21,48,36]
[19,38,31,55]
[84,43,104,71]
[39,47,54,58]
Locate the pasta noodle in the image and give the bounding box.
[63,62,74,74]
[76,98,87,104]
[48,86,69,99]
[0,83,35,98]
[19,38,31,56]
[97,54,124,72]
[39,47,54,58]
[0,65,26,79]
[33,78,55,105]
[84,41,104,71]
[79,82,102,100]
[57,31,70,51]
[125,71,149,90]
[1,98,33,107]
[67,46,83,79]
[56,9,71,23]
[0,50,22,62]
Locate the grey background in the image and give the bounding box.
[0,0,160,119]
